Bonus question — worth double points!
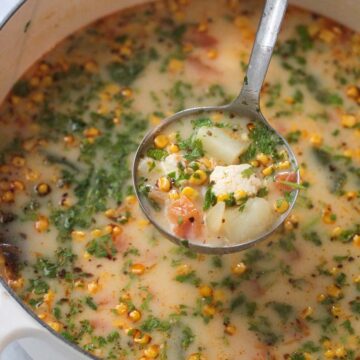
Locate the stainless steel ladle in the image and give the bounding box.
[133,0,300,254]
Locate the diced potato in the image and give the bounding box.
[223,197,273,243]
[205,201,225,235]
[196,127,248,164]
[137,157,164,183]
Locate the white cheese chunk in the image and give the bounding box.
[210,164,262,196]
[161,153,183,175]
[196,126,249,164]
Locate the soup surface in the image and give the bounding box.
[137,112,297,246]
[0,1,359,359]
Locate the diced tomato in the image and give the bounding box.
[184,28,218,47]
[274,172,297,192]
[167,196,203,239]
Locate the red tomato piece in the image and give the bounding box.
[274,172,297,191]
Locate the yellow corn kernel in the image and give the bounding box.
[317,293,326,303]
[43,290,55,305]
[330,304,342,317]
[105,208,116,218]
[301,306,314,319]
[188,354,206,360]
[38,313,47,320]
[199,285,213,298]
[91,228,102,238]
[36,182,51,196]
[310,133,323,146]
[345,191,357,200]
[329,267,338,275]
[35,215,49,233]
[231,262,247,275]
[200,157,212,169]
[168,143,179,153]
[234,190,247,200]
[319,28,336,43]
[322,208,336,224]
[284,220,294,232]
[0,180,10,191]
[84,127,101,138]
[207,49,218,59]
[134,332,152,345]
[72,230,86,241]
[346,85,359,99]
[341,113,357,128]
[197,21,208,32]
[88,281,100,294]
[168,58,184,73]
[42,75,53,87]
[353,234,360,247]
[125,195,137,205]
[189,170,207,185]
[121,87,132,98]
[262,165,274,176]
[154,134,169,149]
[63,134,75,146]
[323,340,332,350]
[326,284,342,298]
[128,309,142,322]
[202,304,216,316]
[224,324,236,335]
[181,186,198,200]
[31,92,44,104]
[8,277,24,290]
[334,345,346,358]
[331,226,342,237]
[11,95,21,104]
[182,42,193,53]
[276,160,290,170]
[144,344,160,358]
[84,60,99,73]
[131,263,146,275]
[2,191,15,203]
[158,177,171,192]
[47,321,62,332]
[168,189,180,200]
[304,353,312,360]
[176,264,192,276]
[11,155,26,168]
[115,302,128,315]
[83,251,91,260]
[250,160,259,168]
[256,153,271,166]
[324,349,335,359]
[112,225,122,237]
[217,193,229,202]
[274,198,289,214]
[353,274,360,283]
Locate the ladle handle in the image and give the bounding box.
[233,0,288,108]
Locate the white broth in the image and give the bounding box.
[0,1,359,359]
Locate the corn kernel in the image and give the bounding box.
[115,302,128,315]
[323,340,332,349]
[168,58,184,73]
[322,209,336,224]
[345,191,357,200]
[231,262,247,275]
[131,263,146,275]
[150,114,161,125]
[317,293,326,302]
[125,195,137,205]
[168,189,180,200]
[134,332,152,345]
[188,354,206,360]
[91,228,102,238]
[154,134,169,149]
[182,42,193,53]
[353,274,360,283]
[1,191,15,203]
[207,49,218,59]
[276,160,290,170]
[256,153,271,166]
[128,309,142,322]
[353,234,360,247]
[331,226,342,237]
[8,277,24,290]
[168,144,179,153]
[83,251,91,260]
[88,281,100,294]
[72,230,86,241]
[331,304,341,317]
[301,306,313,319]
[234,190,247,200]
[11,180,25,192]
[326,284,342,298]
[262,165,274,176]
[35,215,49,233]
[35,182,51,196]
[329,267,338,275]
[346,85,359,99]
[176,264,191,276]
[11,95,21,104]
[310,133,323,146]
[304,353,312,360]
[31,92,44,104]
[197,21,208,32]
[250,160,259,167]
[11,156,26,168]
[341,113,357,128]
[158,177,171,192]
[47,321,62,332]
[112,225,122,237]
[274,198,289,214]
[84,127,101,138]
[84,60,98,73]
[202,304,216,316]
[144,344,160,358]
[217,193,230,202]
[199,285,213,298]
[324,349,335,359]
[105,208,116,218]
[224,324,236,335]
[181,186,198,200]
[38,313,47,320]
[189,170,207,185]
[200,157,212,169]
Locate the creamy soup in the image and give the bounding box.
[0,1,359,359]
[137,112,297,246]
